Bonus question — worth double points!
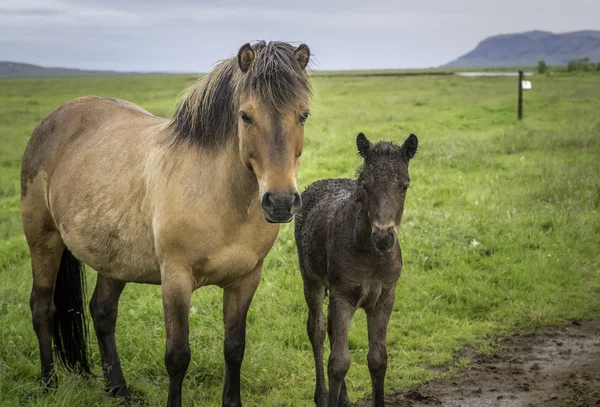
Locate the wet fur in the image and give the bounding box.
[295,134,418,407]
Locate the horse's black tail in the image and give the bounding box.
[52,248,91,374]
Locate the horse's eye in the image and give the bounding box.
[401,185,410,192]
[240,112,252,125]
[299,111,310,125]
[362,183,370,194]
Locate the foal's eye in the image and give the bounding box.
[240,112,252,125]
[299,111,310,125]
[401,185,410,192]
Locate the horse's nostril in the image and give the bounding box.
[261,192,299,215]
[291,192,302,214]
[261,192,275,213]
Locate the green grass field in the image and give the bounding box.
[1,72,599,406]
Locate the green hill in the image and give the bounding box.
[444,30,600,68]
[0,61,138,78]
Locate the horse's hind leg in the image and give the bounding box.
[90,274,129,399]
[27,230,64,386]
[302,278,327,407]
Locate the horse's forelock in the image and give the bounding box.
[170,41,311,148]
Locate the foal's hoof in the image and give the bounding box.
[41,373,58,391]
[314,392,328,407]
[338,397,353,407]
[107,385,133,404]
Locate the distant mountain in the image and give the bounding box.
[0,61,141,78]
[444,30,600,68]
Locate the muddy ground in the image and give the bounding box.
[356,320,600,407]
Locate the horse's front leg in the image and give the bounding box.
[365,287,396,407]
[222,262,263,407]
[161,261,193,407]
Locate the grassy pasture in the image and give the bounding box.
[0,71,599,406]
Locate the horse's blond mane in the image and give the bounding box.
[170,41,311,148]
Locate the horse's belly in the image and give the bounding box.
[58,213,161,283]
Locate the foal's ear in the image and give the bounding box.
[238,43,255,73]
[401,133,418,160]
[356,132,373,159]
[294,44,310,70]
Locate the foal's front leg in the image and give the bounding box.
[222,263,263,407]
[327,294,356,407]
[303,279,327,406]
[366,288,396,407]
[161,262,193,407]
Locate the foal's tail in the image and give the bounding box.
[52,248,91,374]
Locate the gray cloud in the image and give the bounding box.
[0,0,598,71]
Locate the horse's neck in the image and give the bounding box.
[211,140,258,209]
[156,136,259,219]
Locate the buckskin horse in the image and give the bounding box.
[20,41,311,407]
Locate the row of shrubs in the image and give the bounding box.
[538,58,600,74]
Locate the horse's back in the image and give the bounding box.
[21,96,166,280]
[21,96,162,195]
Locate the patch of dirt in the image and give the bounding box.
[356,320,600,407]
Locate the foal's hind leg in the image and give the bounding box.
[303,278,327,407]
[28,231,64,387]
[90,274,129,399]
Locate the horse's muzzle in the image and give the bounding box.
[372,227,396,252]
[261,191,302,223]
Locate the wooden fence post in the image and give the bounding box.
[518,70,523,120]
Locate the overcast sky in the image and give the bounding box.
[1,0,598,72]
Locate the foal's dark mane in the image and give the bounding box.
[355,141,409,183]
[170,41,311,148]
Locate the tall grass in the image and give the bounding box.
[0,73,599,406]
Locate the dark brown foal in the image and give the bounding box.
[295,133,418,407]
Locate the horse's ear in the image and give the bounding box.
[356,132,373,159]
[294,44,310,70]
[402,133,418,160]
[238,43,255,73]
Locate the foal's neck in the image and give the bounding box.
[351,191,373,250]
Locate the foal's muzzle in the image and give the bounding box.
[372,227,396,252]
[261,191,302,223]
